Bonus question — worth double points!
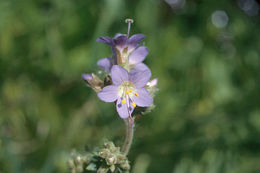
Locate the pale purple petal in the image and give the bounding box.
[129,46,148,65]
[130,69,151,88]
[127,34,146,52]
[128,34,146,44]
[111,65,129,85]
[130,63,150,74]
[98,85,119,102]
[132,88,153,107]
[97,57,113,72]
[116,98,130,119]
[96,36,113,45]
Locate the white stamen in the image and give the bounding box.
[118,81,137,113]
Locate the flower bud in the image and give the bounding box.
[75,156,82,165]
[116,154,127,164]
[82,73,103,92]
[145,78,158,97]
[99,149,110,158]
[110,165,116,172]
[120,161,130,170]
[97,167,109,173]
[106,154,117,165]
[104,141,115,149]
[147,78,158,88]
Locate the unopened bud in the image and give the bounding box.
[82,74,92,83]
[120,161,130,170]
[97,167,108,173]
[145,78,158,97]
[82,73,103,92]
[146,78,158,88]
[117,154,127,164]
[75,156,82,165]
[99,149,110,158]
[106,154,117,165]
[104,141,115,150]
[110,165,116,172]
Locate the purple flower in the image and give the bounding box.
[97,33,149,72]
[98,65,153,119]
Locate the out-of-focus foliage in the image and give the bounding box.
[0,0,260,172]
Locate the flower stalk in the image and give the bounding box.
[78,19,158,172]
[122,117,135,155]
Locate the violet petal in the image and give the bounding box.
[114,33,125,39]
[111,65,129,85]
[132,88,153,107]
[129,46,148,65]
[116,98,130,119]
[97,57,113,72]
[128,34,146,44]
[98,85,118,102]
[96,36,113,45]
[130,63,150,74]
[130,69,151,88]
[127,34,146,52]
[113,35,128,51]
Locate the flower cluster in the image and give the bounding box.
[82,20,157,119]
[68,141,130,173]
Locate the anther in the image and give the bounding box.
[132,102,136,108]
[125,18,134,24]
[121,100,126,104]
[134,92,139,97]
[126,91,129,95]
[129,89,132,93]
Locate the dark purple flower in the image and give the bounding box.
[96,33,149,72]
[97,33,145,52]
[98,65,153,119]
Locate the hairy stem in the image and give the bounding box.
[121,117,134,155]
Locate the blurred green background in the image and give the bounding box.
[1,0,260,172]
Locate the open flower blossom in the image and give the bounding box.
[98,65,153,119]
[96,33,149,72]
